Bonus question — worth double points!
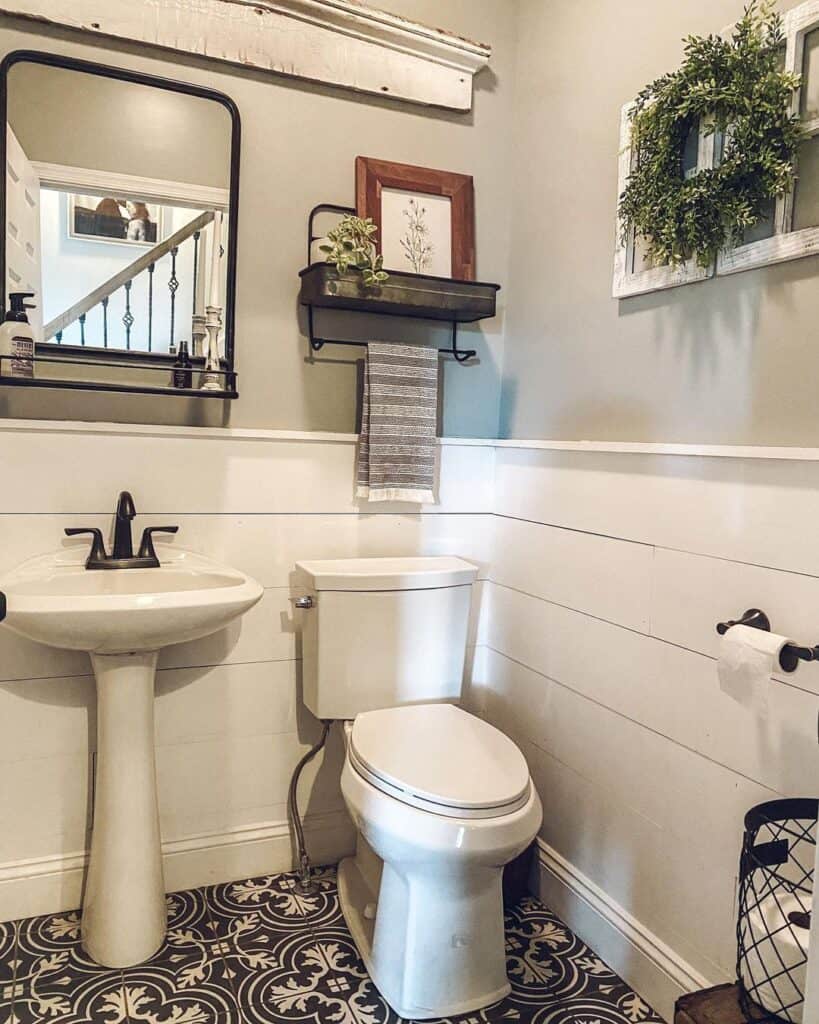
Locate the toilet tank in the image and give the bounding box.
[295,556,478,720]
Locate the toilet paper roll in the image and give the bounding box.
[717,624,790,718]
[742,890,811,1023]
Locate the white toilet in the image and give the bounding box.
[295,556,542,1020]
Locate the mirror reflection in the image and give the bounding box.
[5,59,234,369]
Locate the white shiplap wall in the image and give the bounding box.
[2,421,818,1024]
[0,422,493,921]
[468,444,819,1021]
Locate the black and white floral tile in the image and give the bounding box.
[0,866,667,1024]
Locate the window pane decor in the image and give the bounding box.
[612,105,713,297]
[613,0,819,297]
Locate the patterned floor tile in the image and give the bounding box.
[212,910,313,1004]
[120,888,238,1024]
[207,872,319,933]
[290,865,346,933]
[121,980,236,1024]
[0,921,18,1024]
[0,872,666,1024]
[10,910,125,1024]
[493,898,663,1024]
[237,928,402,1024]
[204,872,317,1005]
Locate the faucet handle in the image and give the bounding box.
[65,527,108,567]
[138,526,179,563]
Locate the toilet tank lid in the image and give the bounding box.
[295,556,478,591]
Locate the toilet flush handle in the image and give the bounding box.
[295,596,314,609]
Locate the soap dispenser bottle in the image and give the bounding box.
[0,292,36,379]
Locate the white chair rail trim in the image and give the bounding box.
[4,420,819,461]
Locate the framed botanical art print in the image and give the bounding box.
[356,157,475,280]
[68,194,163,246]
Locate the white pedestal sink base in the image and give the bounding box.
[82,651,166,968]
[0,545,264,965]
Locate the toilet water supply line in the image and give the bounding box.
[288,719,333,893]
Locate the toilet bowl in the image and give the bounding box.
[294,556,542,1018]
[336,704,543,1020]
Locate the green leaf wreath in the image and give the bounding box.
[618,1,803,269]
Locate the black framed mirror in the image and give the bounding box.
[0,50,241,398]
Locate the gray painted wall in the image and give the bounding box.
[500,0,819,446]
[0,0,517,435]
[10,0,810,446]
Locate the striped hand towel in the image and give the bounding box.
[356,342,438,504]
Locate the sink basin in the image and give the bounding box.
[0,544,263,970]
[0,548,263,653]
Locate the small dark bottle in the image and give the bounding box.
[172,340,193,389]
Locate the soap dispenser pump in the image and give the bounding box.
[0,292,36,379]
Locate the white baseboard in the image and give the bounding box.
[0,809,356,923]
[0,810,719,1020]
[535,838,718,1023]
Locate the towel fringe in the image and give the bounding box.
[357,486,436,504]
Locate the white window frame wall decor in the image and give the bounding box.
[717,0,819,276]
[612,103,715,298]
[614,0,819,296]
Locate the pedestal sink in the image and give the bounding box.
[0,545,263,967]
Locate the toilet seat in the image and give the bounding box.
[348,703,531,820]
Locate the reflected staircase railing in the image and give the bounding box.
[43,209,216,353]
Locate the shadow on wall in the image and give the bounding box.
[497,249,819,442]
[619,252,819,397]
[624,251,819,441]
[498,347,660,441]
[296,298,503,439]
[617,261,765,386]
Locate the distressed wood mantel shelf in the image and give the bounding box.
[0,0,492,111]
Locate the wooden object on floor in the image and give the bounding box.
[675,984,769,1024]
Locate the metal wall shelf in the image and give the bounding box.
[300,203,500,363]
[299,263,500,323]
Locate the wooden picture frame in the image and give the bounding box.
[67,194,164,247]
[355,156,475,280]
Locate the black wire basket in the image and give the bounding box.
[737,798,816,1024]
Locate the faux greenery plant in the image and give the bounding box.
[618,1,803,268]
[320,215,389,287]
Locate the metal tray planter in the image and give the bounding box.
[298,264,500,323]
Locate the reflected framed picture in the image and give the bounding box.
[68,194,163,246]
[355,157,475,280]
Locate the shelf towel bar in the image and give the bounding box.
[307,307,476,363]
[715,608,819,673]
